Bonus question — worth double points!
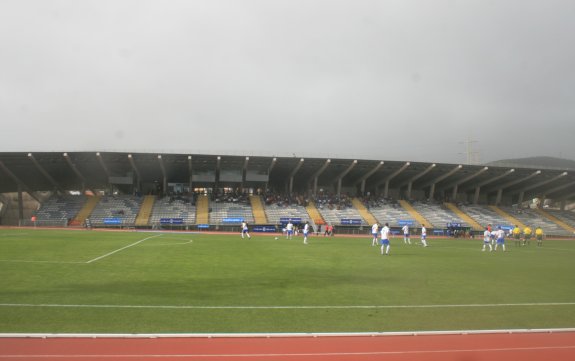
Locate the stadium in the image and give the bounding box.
[1,151,574,235]
[1,151,575,360]
[2,0,575,358]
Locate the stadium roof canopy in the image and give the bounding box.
[1,152,574,203]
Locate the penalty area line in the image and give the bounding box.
[85,234,164,264]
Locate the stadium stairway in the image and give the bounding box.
[72,195,101,225]
[249,195,268,224]
[306,201,326,225]
[352,198,378,225]
[488,205,526,229]
[444,202,483,231]
[533,208,575,234]
[195,195,209,224]
[135,195,155,227]
[398,200,432,228]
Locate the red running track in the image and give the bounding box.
[1,332,575,361]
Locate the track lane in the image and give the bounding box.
[1,331,575,361]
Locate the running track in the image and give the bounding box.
[1,331,575,361]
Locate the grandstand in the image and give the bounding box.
[149,196,196,227]
[209,201,255,225]
[0,152,574,236]
[34,194,86,226]
[410,201,465,229]
[88,195,142,227]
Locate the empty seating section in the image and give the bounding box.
[444,203,483,231]
[368,203,417,227]
[89,195,143,226]
[317,205,367,225]
[546,209,575,230]
[149,196,196,225]
[533,208,575,233]
[458,205,509,228]
[499,206,571,237]
[265,203,311,224]
[35,195,86,225]
[209,201,254,224]
[410,201,466,229]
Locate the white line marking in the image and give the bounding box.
[1,302,574,310]
[85,234,163,264]
[3,328,575,339]
[0,260,84,264]
[1,345,575,358]
[0,233,29,238]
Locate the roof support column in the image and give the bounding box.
[518,191,525,205]
[28,153,61,193]
[128,154,141,193]
[266,157,277,192]
[354,161,384,196]
[467,168,515,204]
[495,189,503,205]
[406,163,436,199]
[492,170,541,206]
[378,162,410,198]
[242,157,249,191]
[474,186,481,204]
[188,156,193,193]
[158,155,167,194]
[289,159,304,195]
[63,153,87,193]
[0,160,41,203]
[18,185,24,223]
[335,160,357,197]
[420,164,462,200]
[310,159,331,196]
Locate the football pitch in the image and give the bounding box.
[0,228,574,334]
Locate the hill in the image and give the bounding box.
[487,156,575,170]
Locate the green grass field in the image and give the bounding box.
[1,228,574,334]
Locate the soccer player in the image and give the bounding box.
[402,224,411,244]
[490,230,497,246]
[494,226,506,251]
[286,220,294,239]
[535,226,544,247]
[371,222,379,246]
[420,224,428,247]
[380,222,391,255]
[303,221,310,245]
[482,226,493,252]
[241,220,251,239]
[523,225,532,246]
[512,225,521,246]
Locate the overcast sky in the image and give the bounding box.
[1,0,574,164]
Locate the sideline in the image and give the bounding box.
[1,301,575,310]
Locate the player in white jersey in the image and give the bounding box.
[482,227,493,252]
[241,221,251,239]
[420,224,428,247]
[401,224,411,244]
[494,226,506,251]
[380,223,392,255]
[303,221,310,244]
[371,223,379,246]
[286,221,294,239]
